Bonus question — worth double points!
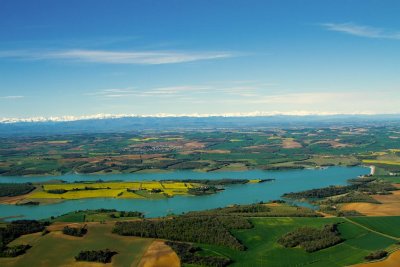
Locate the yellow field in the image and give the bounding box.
[42,181,194,191]
[268,136,281,140]
[47,140,70,144]
[29,189,143,199]
[130,137,183,142]
[162,182,196,189]
[43,182,141,191]
[34,140,70,144]
[248,179,262,183]
[130,137,159,142]
[28,181,199,200]
[362,160,400,166]
[371,151,388,156]
[163,188,188,196]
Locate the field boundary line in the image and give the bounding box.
[135,238,156,267]
[344,217,400,241]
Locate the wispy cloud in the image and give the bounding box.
[0,49,233,65]
[245,92,348,105]
[86,84,262,100]
[0,95,24,99]
[321,22,400,40]
[87,85,217,98]
[85,87,137,98]
[140,86,211,96]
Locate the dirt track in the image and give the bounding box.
[138,240,180,267]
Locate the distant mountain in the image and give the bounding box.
[1,114,400,137]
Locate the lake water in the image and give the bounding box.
[0,166,369,221]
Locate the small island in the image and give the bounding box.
[0,178,273,205]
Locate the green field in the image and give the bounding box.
[2,126,400,176]
[0,223,152,267]
[1,212,400,266]
[196,217,399,267]
[348,216,400,238]
[375,176,400,183]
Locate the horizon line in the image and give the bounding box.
[1,111,399,124]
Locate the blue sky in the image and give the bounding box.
[0,0,399,119]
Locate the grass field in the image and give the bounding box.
[348,216,400,238]
[0,223,153,267]
[4,127,398,176]
[306,155,359,166]
[382,177,400,183]
[1,216,399,266]
[197,217,398,267]
[372,175,400,183]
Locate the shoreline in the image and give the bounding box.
[0,164,367,179]
[370,165,376,175]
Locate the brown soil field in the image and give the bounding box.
[0,185,45,205]
[111,154,163,160]
[353,250,400,267]
[316,211,335,218]
[341,185,400,216]
[341,202,400,216]
[183,141,205,149]
[61,154,163,164]
[181,149,230,155]
[282,138,302,149]
[46,222,87,231]
[0,194,31,205]
[314,140,351,148]
[265,203,282,207]
[138,240,180,267]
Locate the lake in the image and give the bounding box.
[0,166,369,220]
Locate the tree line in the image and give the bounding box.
[113,215,251,250]
[184,203,321,218]
[166,241,231,267]
[0,183,35,197]
[75,249,117,263]
[0,220,48,257]
[63,225,87,237]
[365,250,388,261]
[278,224,343,252]
[283,178,397,200]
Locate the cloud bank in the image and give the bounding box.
[322,22,400,40]
[0,111,387,124]
[0,49,233,65]
[0,95,24,99]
